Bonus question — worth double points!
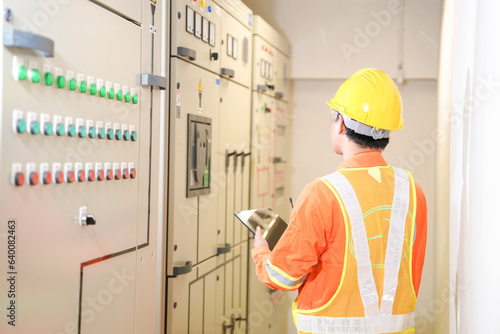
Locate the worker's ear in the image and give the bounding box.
[337,114,346,135]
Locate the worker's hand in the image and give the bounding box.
[253,226,269,249]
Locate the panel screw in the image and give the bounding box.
[173,302,177,309]
[216,275,220,281]
[174,245,178,251]
[178,11,181,19]
[177,82,180,89]
[4,8,12,22]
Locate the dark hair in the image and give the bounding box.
[345,128,390,150]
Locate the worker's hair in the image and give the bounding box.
[345,128,390,150]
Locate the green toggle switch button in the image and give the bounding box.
[132,94,138,104]
[44,72,54,86]
[89,83,97,95]
[108,88,115,99]
[67,124,76,137]
[56,76,66,89]
[98,128,106,139]
[107,128,114,140]
[44,122,53,135]
[56,123,65,136]
[124,130,130,141]
[16,119,26,134]
[79,81,87,93]
[31,121,40,135]
[115,129,122,140]
[68,78,77,91]
[116,90,123,101]
[78,126,86,138]
[99,86,106,97]
[89,126,97,139]
[131,130,138,142]
[124,92,131,103]
[30,69,41,83]
[17,66,27,80]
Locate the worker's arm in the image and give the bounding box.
[412,181,428,295]
[251,181,330,291]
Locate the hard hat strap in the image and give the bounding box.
[341,113,390,140]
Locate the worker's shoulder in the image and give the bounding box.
[299,177,339,204]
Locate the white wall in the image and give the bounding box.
[243,1,443,333]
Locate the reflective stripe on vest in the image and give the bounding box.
[265,258,308,289]
[295,167,414,333]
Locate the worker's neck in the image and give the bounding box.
[341,143,382,161]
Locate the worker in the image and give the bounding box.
[252,68,427,334]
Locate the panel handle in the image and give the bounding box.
[275,92,284,99]
[173,261,193,276]
[256,85,267,92]
[141,74,167,90]
[3,28,54,57]
[177,46,196,61]
[220,68,235,78]
[217,243,231,255]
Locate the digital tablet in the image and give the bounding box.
[234,208,288,250]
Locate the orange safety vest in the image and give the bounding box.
[293,166,417,334]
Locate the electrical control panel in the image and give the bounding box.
[187,113,212,197]
[167,1,252,333]
[0,1,166,333]
[249,15,291,334]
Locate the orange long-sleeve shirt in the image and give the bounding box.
[252,151,427,311]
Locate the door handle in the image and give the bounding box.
[177,46,196,61]
[3,28,54,57]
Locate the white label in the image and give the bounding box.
[186,6,194,34]
[87,76,95,84]
[106,81,112,91]
[77,73,84,83]
[194,12,202,38]
[66,71,74,79]
[39,163,49,176]
[233,38,238,59]
[114,83,121,92]
[54,67,63,76]
[28,60,38,70]
[42,63,51,73]
[96,78,104,88]
[209,22,216,46]
[202,17,209,42]
[123,85,129,93]
[227,35,233,57]
[176,91,181,107]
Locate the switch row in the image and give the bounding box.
[11,162,137,187]
[12,110,138,141]
[12,56,139,104]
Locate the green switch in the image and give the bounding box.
[44,122,53,136]
[107,128,114,140]
[31,121,40,135]
[203,168,209,187]
[116,90,123,101]
[89,83,97,95]
[124,130,130,141]
[56,76,66,89]
[67,124,76,137]
[115,129,122,140]
[89,126,97,139]
[79,81,88,93]
[124,92,131,103]
[98,128,106,139]
[78,125,86,138]
[131,130,138,142]
[108,88,115,99]
[44,72,54,86]
[16,119,26,133]
[56,123,65,136]
[99,86,106,97]
[30,69,41,83]
[132,94,138,104]
[68,78,77,91]
[17,66,27,81]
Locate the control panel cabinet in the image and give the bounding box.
[167,57,221,273]
[171,0,221,73]
[0,0,166,333]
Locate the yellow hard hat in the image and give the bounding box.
[326,68,403,131]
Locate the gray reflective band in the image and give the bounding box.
[341,114,390,140]
[326,172,379,317]
[313,168,412,331]
[380,168,410,315]
[296,312,415,333]
[265,259,307,289]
